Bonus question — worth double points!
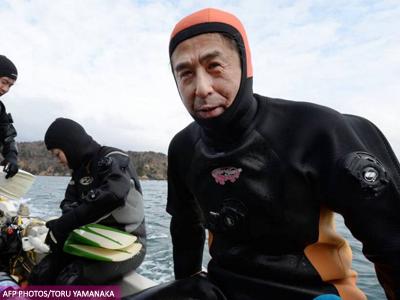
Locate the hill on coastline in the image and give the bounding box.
[16,141,167,180]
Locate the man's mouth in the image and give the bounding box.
[195,105,224,118]
[197,105,219,112]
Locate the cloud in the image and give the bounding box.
[1,0,399,155]
[248,0,400,154]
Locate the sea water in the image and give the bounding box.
[24,176,385,299]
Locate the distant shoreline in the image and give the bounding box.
[17,141,167,180]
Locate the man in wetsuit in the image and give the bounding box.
[128,8,400,300]
[0,55,19,179]
[30,118,146,285]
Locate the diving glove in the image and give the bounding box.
[1,153,18,179]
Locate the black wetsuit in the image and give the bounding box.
[166,95,400,299]
[30,119,146,285]
[0,101,18,169]
[56,145,146,246]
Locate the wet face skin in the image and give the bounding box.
[0,76,16,97]
[171,33,241,119]
[50,148,69,168]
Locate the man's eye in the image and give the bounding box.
[179,71,192,79]
[208,62,222,70]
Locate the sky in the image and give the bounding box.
[1,0,399,155]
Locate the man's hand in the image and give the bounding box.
[45,219,68,253]
[1,158,18,179]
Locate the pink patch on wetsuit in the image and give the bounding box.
[211,167,242,185]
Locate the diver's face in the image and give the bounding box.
[171,33,241,119]
[51,148,68,168]
[0,77,15,96]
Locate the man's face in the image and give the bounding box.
[51,148,69,168]
[171,33,241,119]
[0,76,15,97]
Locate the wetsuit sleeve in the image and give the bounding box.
[0,103,18,161]
[59,179,79,214]
[319,115,400,299]
[167,139,205,279]
[49,152,131,235]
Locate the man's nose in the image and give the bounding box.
[195,70,213,98]
[1,85,9,93]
